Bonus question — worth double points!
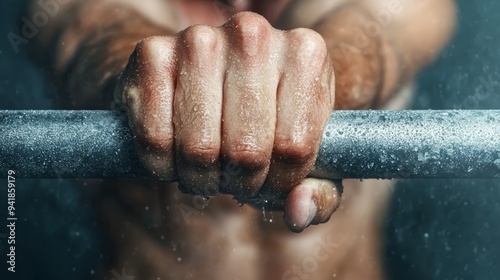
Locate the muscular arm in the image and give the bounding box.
[28,0,177,109]
[30,0,455,110]
[277,0,456,109]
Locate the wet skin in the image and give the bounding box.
[28,0,456,279]
[117,10,340,231]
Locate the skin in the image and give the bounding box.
[28,0,456,279]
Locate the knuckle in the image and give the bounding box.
[231,11,270,30]
[229,12,271,56]
[122,83,141,108]
[138,124,174,152]
[182,25,219,54]
[313,187,341,224]
[128,36,176,85]
[179,142,220,168]
[273,138,315,165]
[134,36,169,61]
[225,146,270,171]
[289,28,327,65]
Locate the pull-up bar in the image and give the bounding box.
[0,110,499,179]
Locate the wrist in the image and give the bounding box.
[67,21,170,109]
[313,5,386,110]
[329,35,384,110]
[34,0,172,109]
[64,31,141,109]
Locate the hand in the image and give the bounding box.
[116,12,341,232]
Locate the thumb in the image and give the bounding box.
[283,178,343,233]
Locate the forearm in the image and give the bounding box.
[28,0,173,109]
[314,5,386,109]
[279,0,456,109]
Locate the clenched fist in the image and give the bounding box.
[116,12,341,232]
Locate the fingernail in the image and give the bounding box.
[294,199,317,231]
[305,200,317,227]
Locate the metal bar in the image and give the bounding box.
[0,110,500,179]
[0,110,147,178]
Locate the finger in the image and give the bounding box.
[284,178,342,233]
[220,13,279,197]
[174,26,224,196]
[119,36,177,180]
[262,28,334,196]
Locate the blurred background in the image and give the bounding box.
[1,0,500,279]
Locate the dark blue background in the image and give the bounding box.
[385,2,500,279]
[1,1,500,279]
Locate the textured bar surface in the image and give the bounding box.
[311,110,500,179]
[1,110,500,179]
[0,110,147,178]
